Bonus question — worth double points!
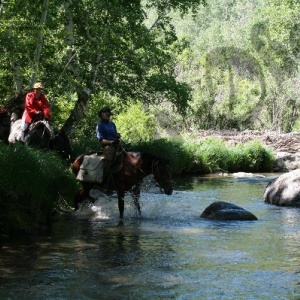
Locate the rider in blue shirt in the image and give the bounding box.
[96,113,118,142]
[96,107,120,190]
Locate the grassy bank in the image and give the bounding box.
[0,136,274,235]
[0,143,78,235]
[72,136,276,175]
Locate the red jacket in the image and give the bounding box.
[22,91,51,123]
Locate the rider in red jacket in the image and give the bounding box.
[21,82,51,142]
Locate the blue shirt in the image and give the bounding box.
[96,120,118,141]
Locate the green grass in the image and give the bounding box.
[0,136,275,235]
[0,143,78,234]
[228,140,275,173]
[83,136,275,175]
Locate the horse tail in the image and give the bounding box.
[70,154,85,176]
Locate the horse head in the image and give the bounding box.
[152,158,174,195]
[50,130,74,162]
[6,90,26,120]
[26,120,54,149]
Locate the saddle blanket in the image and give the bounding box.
[76,154,104,183]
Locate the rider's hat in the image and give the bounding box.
[33,82,43,89]
[99,107,113,116]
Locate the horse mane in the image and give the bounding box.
[29,120,55,140]
[135,151,170,166]
[125,151,169,164]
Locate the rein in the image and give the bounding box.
[27,120,54,147]
[152,160,174,187]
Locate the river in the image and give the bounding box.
[1,174,300,299]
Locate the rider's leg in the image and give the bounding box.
[20,122,30,142]
[102,145,117,190]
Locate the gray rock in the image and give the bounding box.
[275,152,300,172]
[200,201,258,221]
[263,169,300,207]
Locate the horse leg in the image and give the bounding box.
[117,188,126,219]
[74,189,83,210]
[74,183,93,210]
[131,184,141,217]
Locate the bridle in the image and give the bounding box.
[27,121,50,147]
[152,160,174,190]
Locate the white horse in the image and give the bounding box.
[8,117,23,143]
[8,116,55,147]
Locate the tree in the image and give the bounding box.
[170,0,300,131]
[0,0,207,136]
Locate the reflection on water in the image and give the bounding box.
[1,174,300,299]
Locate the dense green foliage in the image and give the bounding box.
[0,144,78,234]
[72,136,275,175]
[171,0,300,132]
[0,0,206,134]
[114,103,156,143]
[51,0,300,138]
[1,0,299,135]
[73,96,157,143]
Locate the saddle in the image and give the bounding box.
[111,148,124,173]
[77,149,124,184]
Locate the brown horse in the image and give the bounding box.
[0,109,10,144]
[0,90,26,144]
[71,150,174,218]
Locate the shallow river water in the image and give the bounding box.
[1,174,300,300]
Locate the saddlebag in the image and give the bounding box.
[76,154,104,183]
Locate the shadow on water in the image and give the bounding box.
[1,173,300,299]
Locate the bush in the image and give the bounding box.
[71,138,101,157]
[193,137,230,174]
[114,103,156,143]
[0,144,78,234]
[126,137,275,175]
[129,137,194,175]
[69,134,275,183]
[228,140,275,172]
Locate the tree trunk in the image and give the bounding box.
[60,88,91,136]
[7,23,23,92]
[12,62,23,92]
[30,0,49,86]
[60,0,91,136]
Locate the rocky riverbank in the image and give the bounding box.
[196,130,300,172]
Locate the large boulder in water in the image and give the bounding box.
[263,169,300,207]
[200,201,258,221]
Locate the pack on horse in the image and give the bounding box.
[71,148,174,218]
